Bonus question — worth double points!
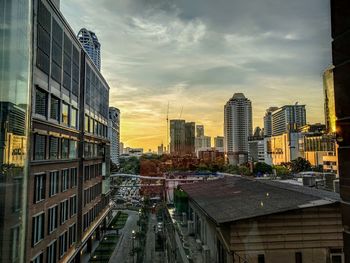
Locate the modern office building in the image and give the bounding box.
[263,107,279,137]
[271,105,306,136]
[331,1,350,259]
[323,66,336,134]
[224,93,252,165]
[248,136,265,163]
[0,1,113,262]
[108,107,120,166]
[170,120,195,156]
[195,136,211,156]
[196,125,204,137]
[214,136,224,152]
[77,28,101,71]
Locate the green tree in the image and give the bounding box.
[253,162,273,175]
[273,165,290,176]
[238,166,251,176]
[290,157,311,173]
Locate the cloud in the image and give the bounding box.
[61,0,332,150]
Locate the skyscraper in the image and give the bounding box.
[323,66,336,134]
[224,93,252,165]
[263,106,279,137]
[108,107,120,166]
[0,1,112,262]
[214,136,224,152]
[196,125,204,137]
[185,122,195,155]
[271,105,306,136]
[78,28,101,70]
[170,120,195,156]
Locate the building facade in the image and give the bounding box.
[214,136,224,152]
[224,93,252,165]
[108,107,120,166]
[269,132,301,165]
[263,107,279,137]
[271,105,306,136]
[323,66,336,134]
[248,136,265,163]
[77,28,101,71]
[0,1,113,262]
[170,120,195,156]
[196,125,204,137]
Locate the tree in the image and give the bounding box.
[273,165,290,176]
[290,157,311,173]
[238,166,251,176]
[253,162,272,175]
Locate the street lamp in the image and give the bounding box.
[131,230,136,263]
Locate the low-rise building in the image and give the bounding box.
[175,177,343,263]
[248,136,265,162]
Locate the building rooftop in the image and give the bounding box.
[180,176,340,224]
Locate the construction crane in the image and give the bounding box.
[166,102,169,153]
[179,106,183,119]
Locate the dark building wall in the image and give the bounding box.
[331,0,350,262]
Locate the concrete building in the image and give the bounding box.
[196,125,204,137]
[214,136,224,152]
[323,66,336,134]
[0,1,113,262]
[195,136,211,155]
[108,107,120,166]
[122,147,143,158]
[176,177,343,263]
[248,136,265,163]
[77,28,101,70]
[269,132,302,165]
[157,143,165,155]
[271,105,306,136]
[170,120,195,156]
[224,93,252,165]
[263,106,279,137]
[119,142,124,155]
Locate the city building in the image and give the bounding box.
[214,136,224,152]
[157,143,165,155]
[77,28,101,70]
[271,104,306,136]
[195,136,211,155]
[121,147,144,158]
[170,120,195,156]
[224,93,252,165]
[108,107,120,166]
[119,142,124,155]
[197,149,225,164]
[323,66,336,134]
[196,125,204,137]
[330,1,350,258]
[173,177,343,263]
[248,136,265,163]
[269,132,302,164]
[263,106,279,137]
[0,1,113,262]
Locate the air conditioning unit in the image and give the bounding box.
[202,245,210,263]
[187,220,194,235]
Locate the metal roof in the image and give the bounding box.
[180,176,340,224]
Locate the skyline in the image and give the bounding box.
[62,0,332,151]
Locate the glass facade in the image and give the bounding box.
[0,0,31,262]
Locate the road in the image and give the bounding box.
[144,214,156,263]
[109,210,139,263]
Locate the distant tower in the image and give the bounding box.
[263,107,279,137]
[323,66,336,134]
[224,93,252,165]
[196,125,204,137]
[78,28,101,70]
[108,107,120,165]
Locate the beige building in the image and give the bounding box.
[269,132,301,164]
[178,177,343,263]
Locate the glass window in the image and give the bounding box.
[58,231,68,258]
[69,195,77,217]
[62,103,69,125]
[68,224,76,247]
[49,137,59,159]
[61,138,69,159]
[90,118,94,134]
[71,107,77,128]
[34,134,46,160]
[69,140,77,159]
[70,168,77,188]
[31,253,43,263]
[32,213,45,246]
[84,166,90,181]
[60,200,69,225]
[61,169,69,192]
[47,240,57,263]
[49,171,59,197]
[34,174,46,203]
[50,96,60,121]
[85,115,89,132]
[48,206,58,233]
[35,88,47,117]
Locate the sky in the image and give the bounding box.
[62,0,332,151]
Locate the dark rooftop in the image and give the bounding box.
[180,176,340,224]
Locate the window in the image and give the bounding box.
[61,138,69,159]
[84,166,90,181]
[85,115,89,132]
[34,134,46,160]
[48,205,58,233]
[70,168,77,188]
[62,103,69,125]
[49,136,59,159]
[295,252,302,263]
[50,96,60,121]
[49,171,59,197]
[71,107,77,128]
[36,1,51,74]
[34,174,46,203]
[35,88,47,117]
[47,240,57,263]
[90,118,94,135]
[61,169,69,192]
[31,253,43,263]
[32,213,44,246]
[59,231,68,258]
[258,254,265,263]
[68,224,76,247]
[69,195,77,217]
[60,200,68,225]
[69,140,77,159]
